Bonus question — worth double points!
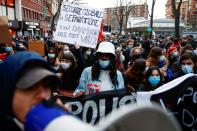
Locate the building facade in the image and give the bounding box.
[103,3,148,32]
[166,0,197,30]
[0,0,59,36]
[21,0,53,36]
[0,0,21,36]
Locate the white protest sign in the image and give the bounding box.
[54,2,104,48]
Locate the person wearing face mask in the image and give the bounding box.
[167,47,179,68]
[128,47,143,67]
[122,39,135,69]
[4,45,14,56]
[145,66,163,91]
[74,42,125,97]
[46,47,59,70]
[174,52,196,79]
[146,47,172,81]
[57,50,85,93]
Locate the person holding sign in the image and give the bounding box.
[74,42,125,97]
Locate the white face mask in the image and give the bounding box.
[120,55,125,62]
[64,50,70,54]
[86,50,91,55]
[60,63,71,70]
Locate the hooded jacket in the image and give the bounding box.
[0,52,53,130]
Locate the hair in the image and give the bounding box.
[124,59,146,81]
[47,47,57,55]
[173,37,179,43]
[180,45,193,55]
[146,66,163,90]
[147,47,163,66]
[148,47,163,59]
[59,51,76,69]
[180,51,195,64]
[130,47,143,56]
[91,53,118,87]
[126,39,134,45]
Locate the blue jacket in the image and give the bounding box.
[75,67,125,94]
[0,52,53,130]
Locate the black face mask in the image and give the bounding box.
[133,54,141,59]
[48,58,56,66]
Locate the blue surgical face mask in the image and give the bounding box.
[172,52,179,58]
[158,55,165,68]
[148,76,160,86]
[48,53,55,58]
[99,60,110,69]
[5,47,12,52]
[193,50,197,55]
[181,65,193,74]
[60,62,71,70]
[159,55,165,61]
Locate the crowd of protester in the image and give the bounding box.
[0,34,197,94]
[0,33,197,130]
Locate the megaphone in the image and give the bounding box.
[24,102,98,131]
[97,104,182,131]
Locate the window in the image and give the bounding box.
[24,8,26,19]
[32,11,34,19]
[0,5,6,15]
[29,10,32,19]
[22,8,25,18]
[0,0,5,5]
[6,0,14,7]
[28,10,30,19]
[7,7,15,20]
[26,9,28,19]
[36,12,39,20]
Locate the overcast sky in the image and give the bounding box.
[81,0,167,19]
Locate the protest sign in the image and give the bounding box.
[53,2,104,48]
[54,89,136,124]
[137,74,197,131]
[0,16,12,44]
[28,40,45,56]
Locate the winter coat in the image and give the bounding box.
[0,52,53,131]
[74,67,125,94]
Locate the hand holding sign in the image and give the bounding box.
[54,2,104,49]
[74,42,80,49]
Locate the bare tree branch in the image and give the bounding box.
[112,0,133,34]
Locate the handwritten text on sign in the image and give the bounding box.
[54,2,104,48]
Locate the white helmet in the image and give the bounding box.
[95,42,116,57]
